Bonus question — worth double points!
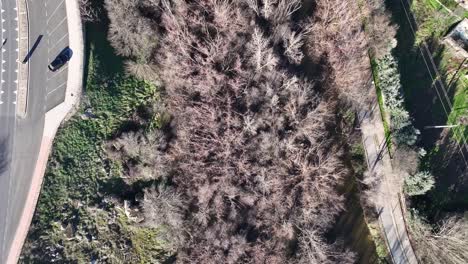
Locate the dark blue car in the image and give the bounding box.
[48,47,73,72]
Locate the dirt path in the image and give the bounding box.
[5,0,83,263]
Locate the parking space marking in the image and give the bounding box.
[46,0,65,24]
[48,32,68,52]
[47,16,67,36]
[47,65,68,81]
[46,80,67,96]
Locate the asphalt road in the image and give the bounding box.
[0,0,69,261]
[0,0,20,259]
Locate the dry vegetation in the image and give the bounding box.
[102,0,379,262]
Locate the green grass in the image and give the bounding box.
[367,222,390,262]
[412,0,461,44]
[444,52,468,142]
[402,0,467,144]
[21,25,169,262]
[370,56,393,152]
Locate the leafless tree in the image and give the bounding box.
[105,0,158,59]
[79,0,98,22]
[142,185,186,250]
[305,0,371,108]
[410,215,468,264]
[104,0,357,262]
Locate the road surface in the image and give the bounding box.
[0,0,71,261]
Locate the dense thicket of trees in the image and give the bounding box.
[410,215,468,264]
[102,0,366,262]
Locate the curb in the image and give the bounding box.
[5,0,84,263]
[17,0,28,118]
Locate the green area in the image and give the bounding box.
[387,0,468,220]
[370,56,393,151]
[412,0,460,44]
[21,19,170,262]
[410,0,468,143]
[439,50,468,142]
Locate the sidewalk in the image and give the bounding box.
[360,92,419,264]
[5,0,84,263]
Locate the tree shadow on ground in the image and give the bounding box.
[0,136,10,175]
[83,0,124,90]
[385,0,468,220]
[99,176,161,203]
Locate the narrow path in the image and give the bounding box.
[359,87,419,264]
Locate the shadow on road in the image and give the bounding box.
[0,136,11,175]
[23,35,43,64]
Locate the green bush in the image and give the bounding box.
[404,171,435,196]
[377,55,419,146]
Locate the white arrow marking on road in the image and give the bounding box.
[13,91,16,94]
[0,101,3,105]
[2,60,5,64]
[2,29,5,33]
[12,101,16,105]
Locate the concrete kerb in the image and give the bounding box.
[17,0,28,118]
[5,0,84,263]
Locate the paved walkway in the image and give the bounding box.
[5,0,83,263]
[359,91,419,264]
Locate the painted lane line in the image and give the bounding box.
[47,65,68,81]
[46,80,67,96]
[46,0,65,24]
[48,16,67,36]
[48,33,69,51]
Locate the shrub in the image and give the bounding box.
[404,171,435,196]
[377,55,419,145]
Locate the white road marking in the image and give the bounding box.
[47,0,65,24]
[47,80,67,95]
[48,16,67,36]
[48,32,69,51]
[47,65,68,81]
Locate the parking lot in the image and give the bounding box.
[45,0,68,111]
